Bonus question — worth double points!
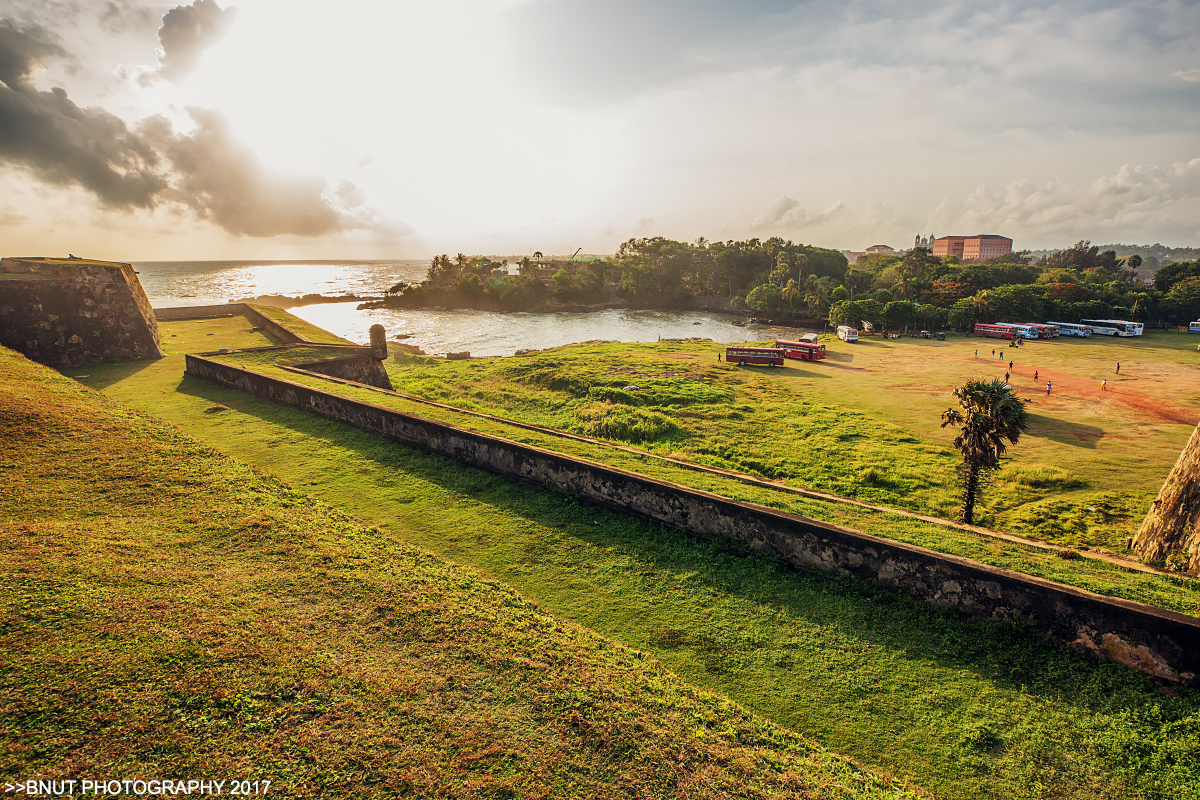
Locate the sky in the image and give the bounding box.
[0,0,1197,260]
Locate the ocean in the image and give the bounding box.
[133,259,798,357]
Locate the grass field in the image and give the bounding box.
[1,344,933,799]
[199,333,1200,618]
[368,330,1199,554]
[60,312,1200,799]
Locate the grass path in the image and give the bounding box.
[69,314,1200,800]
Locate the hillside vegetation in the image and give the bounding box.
[0,345,924,799]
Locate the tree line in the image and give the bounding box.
[369,237,849,312]
[371,238,1200,326]
[828,241,1200,332]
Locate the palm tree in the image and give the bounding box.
[972,290,991,318]
[533,251,544,264]
[803,277,831,317]
[940,378,1029,525]
[781,279,800,308]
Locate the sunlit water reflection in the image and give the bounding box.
[134,260,809,356]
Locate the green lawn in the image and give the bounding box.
[63,312,1200,800]
[2,344,931,799]
[370,331,1198,554]
[203,336,1200,618]
[247,303,354,344]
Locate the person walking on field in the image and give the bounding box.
[1102,379,1107,391]
[1034,370,1039,382]
[1116,362,1120,374]
[1046,381,1052,396]
[1005,371,1010,384]
[1009,360,1013,370]
[991,348,995,358]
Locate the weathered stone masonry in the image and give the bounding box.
[0,257,161,366]
[186,353,1200,685]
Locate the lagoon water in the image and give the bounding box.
[134,259,802,357]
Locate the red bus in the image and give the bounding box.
[774,339,826,361]
[726,346,785,366]
[973,323,1016,340]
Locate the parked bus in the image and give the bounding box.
[1080,319,1144,337]
[725,346,785,366]
[836,325,859,342]
[995,323,1037,339]
[1189,321,1200,334]
[775,339,827,361]
[1045,321,1092,337]
[1022,323,1057,339]
[972,323,1016,340]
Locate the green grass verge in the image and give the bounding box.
[372,332,1198,553]
[207,342,1200,618]
[70,315,1200,800]
[247,304,354,345]
[0,345,931,799]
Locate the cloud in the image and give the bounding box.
[751,196,844,231]
[1172,67,1200,83]
[141,109,342,237]
[926,159,1200,244]
[0,20,167,208]
[154,0,235,82]
[99,1,159,35]
[0,19,404,239]
[632,217,655,235]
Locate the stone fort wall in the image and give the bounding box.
[185,351,1200,686]
[0,257,161,367]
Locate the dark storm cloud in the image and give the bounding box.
[0,18,376,238]
[0,20,166,208]
[155,0,235,82]
[142,109,342,237]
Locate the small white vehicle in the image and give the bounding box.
[837,325,859,342]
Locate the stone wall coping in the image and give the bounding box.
[186,351,1200,631]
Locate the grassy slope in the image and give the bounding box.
[211,343,1200,618]
[248,303,354,345]
[371,332,1199,551]
[0,345,929,799]
[77,315,1200,800]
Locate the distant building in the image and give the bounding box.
[864,244,897,256]
[913,233,935,248]
[932,235,1013,262]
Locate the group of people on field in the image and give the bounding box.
[976,347,1122,395]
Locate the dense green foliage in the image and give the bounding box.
[370,238,849,312]
[832,243,1198,332]
[373,236,1200,326]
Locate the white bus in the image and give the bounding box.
[837,325,859,342]
[1045,321,1092,338]
[1189,321,1200,334]
[996,323,1036,339]
[1079,319,1143,337]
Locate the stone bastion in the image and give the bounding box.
[0,257,162,366]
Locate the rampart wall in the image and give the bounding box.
[153,303,306,345]
[0,257,161,366]
[289,355,392,390]
[185,352,1200,685]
